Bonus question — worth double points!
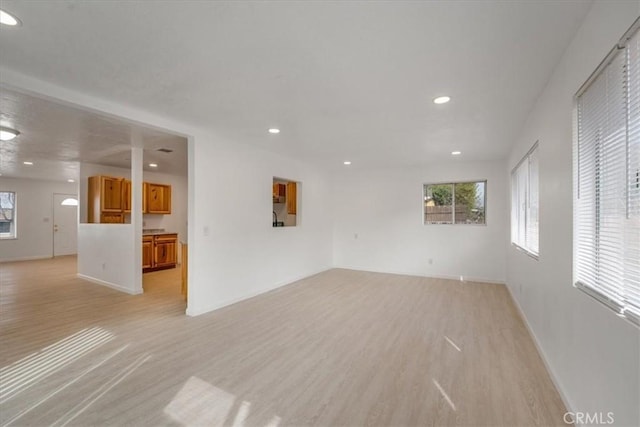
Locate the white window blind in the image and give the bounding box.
[574,21,640,326]
[511,143,539,257]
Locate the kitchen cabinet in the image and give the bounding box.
[273,183,286,203]
[87,176,172,222]
[88,176,125,223]
[142,236,153,269]
[123,179,132,213]
[146,182,171,214]
[143,233,177,272]
[287,182,297,215]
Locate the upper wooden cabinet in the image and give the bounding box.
[146,182,171,214]
[123,179,132,213]
[88,176,124,223]
[87,176,172,223]
[287,182,297,215]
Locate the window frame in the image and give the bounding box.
[422,180,487,226]
[510,142,539,259]
[0,190,17,240]
[573,18,640,327]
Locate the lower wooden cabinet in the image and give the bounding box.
[142,236,154,269]
[143,233,177,272]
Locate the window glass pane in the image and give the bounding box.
[573,24,640,324]
[0,191,16,239]
[510,143,539,256]
[454,182,486,224]
[424,184,453,224]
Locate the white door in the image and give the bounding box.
[53,193,78,256]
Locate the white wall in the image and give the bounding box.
[506,2,640,426]
[0,177,78,262]
[332,160,507,283]
[77,223,139,294]
[187,136,333,315]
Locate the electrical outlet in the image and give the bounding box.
[428,258,433,265]
[102,262,106,270]
[354,233,358,239]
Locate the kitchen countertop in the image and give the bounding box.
[143,229,177,236]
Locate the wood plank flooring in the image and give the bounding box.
[0,257,568,426]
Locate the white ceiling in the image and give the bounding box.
[0,1,592,171]
[0,88,188,181]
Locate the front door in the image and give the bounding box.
[53,193,78,256]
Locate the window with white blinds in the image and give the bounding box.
[511,143,539,257]
[574,20,640,326]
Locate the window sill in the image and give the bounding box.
[511,243,539,260]
[575,282,640,329]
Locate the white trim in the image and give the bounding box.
[505,284,575,419]
[77,273,143,295]
[511,242,540,261]
[333,265,505,285]
[186,267,332,316]
[0,255,52,263]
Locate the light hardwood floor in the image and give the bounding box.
[0,257,568,426]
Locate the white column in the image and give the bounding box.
[131,138,143,293]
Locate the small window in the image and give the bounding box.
[511,143,539,257]
[0,191,16,239]
[423,181,486,225]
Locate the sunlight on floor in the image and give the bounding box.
[50,352,151,427]
[433,379,457,411]
[0,327,114,404]
[2,345,130,427]
[164,376,281,427]
[444,335,462,352]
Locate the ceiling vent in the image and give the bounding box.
[157,148,173,153]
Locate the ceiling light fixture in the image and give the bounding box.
[23,161,33,165]
[268,128,280,134]
[0,126,20,141]
[68,179,75,183]
[343,161,352,165]
[149,163,158,168]
[433,96,451,105]
[451,151,462,156]
[0,9,21,26]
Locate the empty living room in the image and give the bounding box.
[0,1,638,426]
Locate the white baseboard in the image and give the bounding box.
[505,283,575,419]
[334,265,505,285]
[0,255,52,263]
[185,266,332,317]
[77,273,143,295]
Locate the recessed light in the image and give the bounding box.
[343,161,352,165]
[67,179,75,183]
[149,163,158,168]
[268,128,280,134]
[23,161,33,165]
[0,127,20,141]
[433,96,451,105]
[451,151,462,156]
[0,9,21,26]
